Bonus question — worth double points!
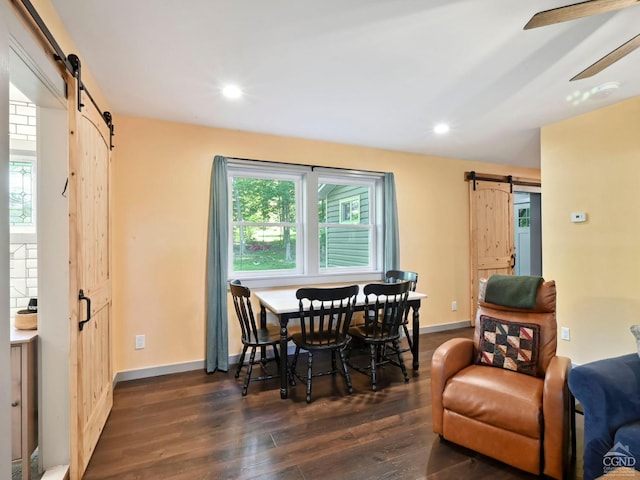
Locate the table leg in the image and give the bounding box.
[412,305,420,370]
[570,392,577,462]
[279,315,288,399]
[259,305,267,361]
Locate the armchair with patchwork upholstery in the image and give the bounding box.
[431,277,572,479]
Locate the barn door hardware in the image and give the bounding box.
[67,54,84,111]
[464,171,541,190]
[103,111,115,150]
[78,289,92,331]
[468,171,477,190]
[16,0,116,148]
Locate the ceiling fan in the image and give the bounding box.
[524,0,640,81]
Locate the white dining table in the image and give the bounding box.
[253,284,427,399]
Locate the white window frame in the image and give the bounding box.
[228,160,384,288]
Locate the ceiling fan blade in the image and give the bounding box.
[570,33,640,80]
[524,0,640,29]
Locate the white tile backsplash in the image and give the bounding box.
[9,242,37,319]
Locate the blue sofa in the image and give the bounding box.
[568,353,640,480]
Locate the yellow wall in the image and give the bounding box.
[113,115,539,373]
[541,97,640,365]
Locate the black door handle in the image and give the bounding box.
[510,253,516,269]
[78,289,92,331]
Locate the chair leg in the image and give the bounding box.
[235,345,248,379]
[339,347,353,394]
[370,343,378,391]
[393,339,410,382]
[291,346,300,374]
[331,350,337,374]
[243,347,257,396]
[289,346,300,386]
[403,322,413,350]
[306,351,313,403]
[272,343,281,368]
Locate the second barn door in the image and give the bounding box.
[469,179,514,323]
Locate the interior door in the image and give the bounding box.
[514,193,531,276]
[68,76,113,479]
[469,180,514,323]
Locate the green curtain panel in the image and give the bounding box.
[206,155,229,372]
[383,172,400,272]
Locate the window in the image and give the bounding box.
[9,159,35,228]
[229,160,384,286]
[339,195,360,224]
[230,172,301,274]
[319,182,372,269]
[518,207,530,228]
[9,93,37,236]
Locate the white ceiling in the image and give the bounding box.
[49,0,640,168]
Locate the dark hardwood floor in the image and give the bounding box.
[83,328,583,480]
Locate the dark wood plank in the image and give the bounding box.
[82,328,583,480]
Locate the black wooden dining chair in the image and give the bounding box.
[229,280,282,396]
[290,284,359,403]
[348,281,411,391]
[385,270,418,353]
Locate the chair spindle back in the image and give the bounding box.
[362,281,411,340]
[230,281,260,344]
[296,285,359,346]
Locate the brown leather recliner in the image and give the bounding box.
[431,278,571,479]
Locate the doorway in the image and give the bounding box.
[513,191,542,277]
[8,34,69,479]
[468,176,542,322]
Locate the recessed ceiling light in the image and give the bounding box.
[565,81,620,106]
[433,123,450,135]
[590,81,620,100]
[222,84,243,100]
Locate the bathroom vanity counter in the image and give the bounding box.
[11,329,38,480]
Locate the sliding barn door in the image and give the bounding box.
[469,180,514,323]
[68,77,113,479]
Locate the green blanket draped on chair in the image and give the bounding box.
[484,275,544,309]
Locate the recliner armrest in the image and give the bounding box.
[431,338,474,434]
[542,355,571,480]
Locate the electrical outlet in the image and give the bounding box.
[135,334,145,350]
[571,212,587,223]
[560,327,570,341]
[451,301,457,312]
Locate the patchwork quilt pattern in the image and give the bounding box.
[476,315,540,376]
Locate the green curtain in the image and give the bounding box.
[383,172,400,272]
[206,155,229,372]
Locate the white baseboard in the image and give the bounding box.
[114,360,205,384]
[113,320,472,384]
[418,320,472,334]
